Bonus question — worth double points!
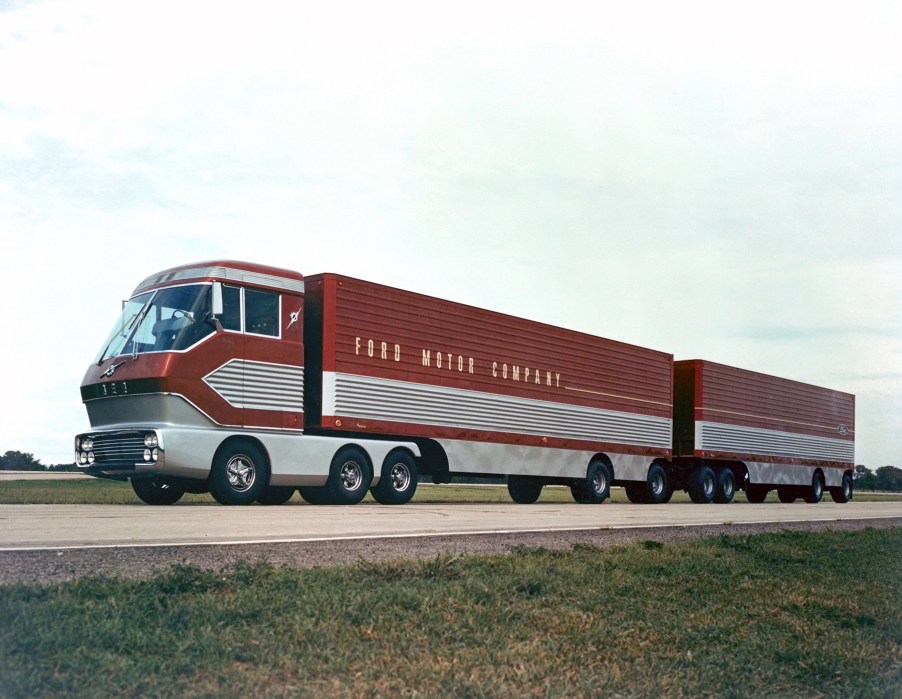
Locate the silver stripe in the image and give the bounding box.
[697,421,854,462]
[327,372,672,448]
[135,265,304,294]
[204,360,304,411]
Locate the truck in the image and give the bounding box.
[74,260,855,506]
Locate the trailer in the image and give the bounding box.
[74,260,674,505]
[303,273,674,504]
[671,359,855,504]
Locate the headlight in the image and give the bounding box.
[152,448,159,462]
[144,433,158,448]
[143,449,152,462]
[82,438,94,451]
[88,452,95,464]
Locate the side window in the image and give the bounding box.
[245,288,280,337]
[221,285,241,332]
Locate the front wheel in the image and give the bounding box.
[507,475,543,504]
[209,441,269,505]
[131,477,184,505]
[371,450,418,505]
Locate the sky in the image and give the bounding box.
[1,0,899,467]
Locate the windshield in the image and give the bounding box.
[94,284,215,364]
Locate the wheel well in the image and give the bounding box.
[211,436,271,479]
[416,439,450,483]
[335,443,375,475]
[590,453,614,478]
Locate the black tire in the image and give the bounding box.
[298,486,331,505]
[688,467,715,504]
[507,475,543,504]
[777,487,797,504]
[804,471,825,504]
[131,477,184,505]
[645,463,672,504]
[324,446,372,505]
[372,450,418,505]
[256,486,296,505]
[746,484,769,503]
[209,441,269,505]
[713,468,736,504]
[570,460,612,504]
[624,483,648,504]
[830,473,853,504]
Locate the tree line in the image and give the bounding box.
[2,449,902,490]
[0,451,78,472]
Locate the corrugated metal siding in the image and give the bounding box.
[328,372,672,448]
[310,274,673,454]
[697,421,855,462]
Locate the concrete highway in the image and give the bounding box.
[3,500,901,551]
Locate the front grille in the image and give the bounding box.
[81,431,147,470]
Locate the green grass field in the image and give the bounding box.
[1,528,900,697]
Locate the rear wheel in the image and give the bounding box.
[830,473,853,503]
[323,446,372,505]
[804,471,825,504]
[209,442,269,505]
[131,477,184,505]
[371,450,418,505]
[570,460,611,504]
[688,467,715,504]
[256,486,296,505]
[746,484,769,503]
[507,475,543,504]
[777,487,797,503]
[713,468,736,504]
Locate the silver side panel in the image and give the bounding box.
[746,461,846,488]
[436,438,657,481]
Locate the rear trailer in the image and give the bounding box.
[303,273,674,504]
[672,359,855,504]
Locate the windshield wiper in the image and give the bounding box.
[96,296,154,365]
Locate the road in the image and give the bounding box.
[3,500,901,551]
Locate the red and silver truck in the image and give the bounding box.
[74,260,855,506]
[670,359,855,504]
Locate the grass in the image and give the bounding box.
[1,477,900,505]
[1,528,900,697]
